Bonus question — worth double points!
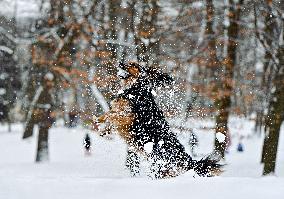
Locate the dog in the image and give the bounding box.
[95,62,223,178]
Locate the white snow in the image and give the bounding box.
[192,1,203,8]
[255,62,264,72]
[90,84,110,112]
[128,94,135,99]
[144,142,154,154]
[117,89,124,94]
[0,45,13,54]
[0,118,284,199]
[44,72,54,81]
[151,90,157,97]
[0,88,6,95]
[216,132,226,143]
[117,68,129,78]
[158,140,164,146]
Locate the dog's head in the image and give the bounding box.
[117,62,174,89]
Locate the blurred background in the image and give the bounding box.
[0,0,284,178]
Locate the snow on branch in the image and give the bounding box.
[90,84,110,112]
[88,66,110,112]
[0,26,37,45]
[0,45,13,54]
[0,26,16,42]
[53,26,74,59]
[94,39,136,48]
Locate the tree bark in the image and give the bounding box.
[262,45,284,175]
[261,134,269,163]
[262,86,284,174]
[35,87,53,162]
[23,117,35,139]
[35,122,49,162]
[134,0,160,66]
[214,0,243,158]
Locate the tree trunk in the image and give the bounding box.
[214,98,230,158]
[214,0,243,158]
[254,110,263,135]
[204,0,227,157]
[262,120,282,175]
[108,0,120,61]
[34,95,53,162]
[23,117,35,139]
[262,45,284,175]
[23,85,44,139]
[35,122,49,162]
[134,0,160,66]
[34,79,53,162]
[7,116,11,132]
[261,134,269,163]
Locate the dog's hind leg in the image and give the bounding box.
[125,147,141,177]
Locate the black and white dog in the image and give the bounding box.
[96,62,222,178]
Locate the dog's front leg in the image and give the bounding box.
[93,98,134,140]
[97,114,108,123]
[93,112,114,137]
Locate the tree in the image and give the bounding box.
[23,0,82,161]
[255,0,284,175]
[0,15,21,131]
[214,0,244,158]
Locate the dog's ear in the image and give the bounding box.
[128,67,140,77]
[118,62,142,78]
[128,62,142,70]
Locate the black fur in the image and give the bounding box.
[146,68,174,87]
[118,65,222,178]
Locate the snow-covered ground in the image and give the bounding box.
[0,118,284,199]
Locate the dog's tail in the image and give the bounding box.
[190,155,224,177]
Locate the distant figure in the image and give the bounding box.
[186,102,193,118]
[185,97,196,118]
[188,131,198,157]
[83,133,92,155]
[237,135,244,152]
[69,110,78,127]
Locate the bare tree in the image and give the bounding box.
[255,0,284,175]
[213,0,244,158]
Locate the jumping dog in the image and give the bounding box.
[95,62,223,178]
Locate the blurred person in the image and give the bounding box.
[188,131,198,157]
[237,135,244,152]
[83,133,92,155]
